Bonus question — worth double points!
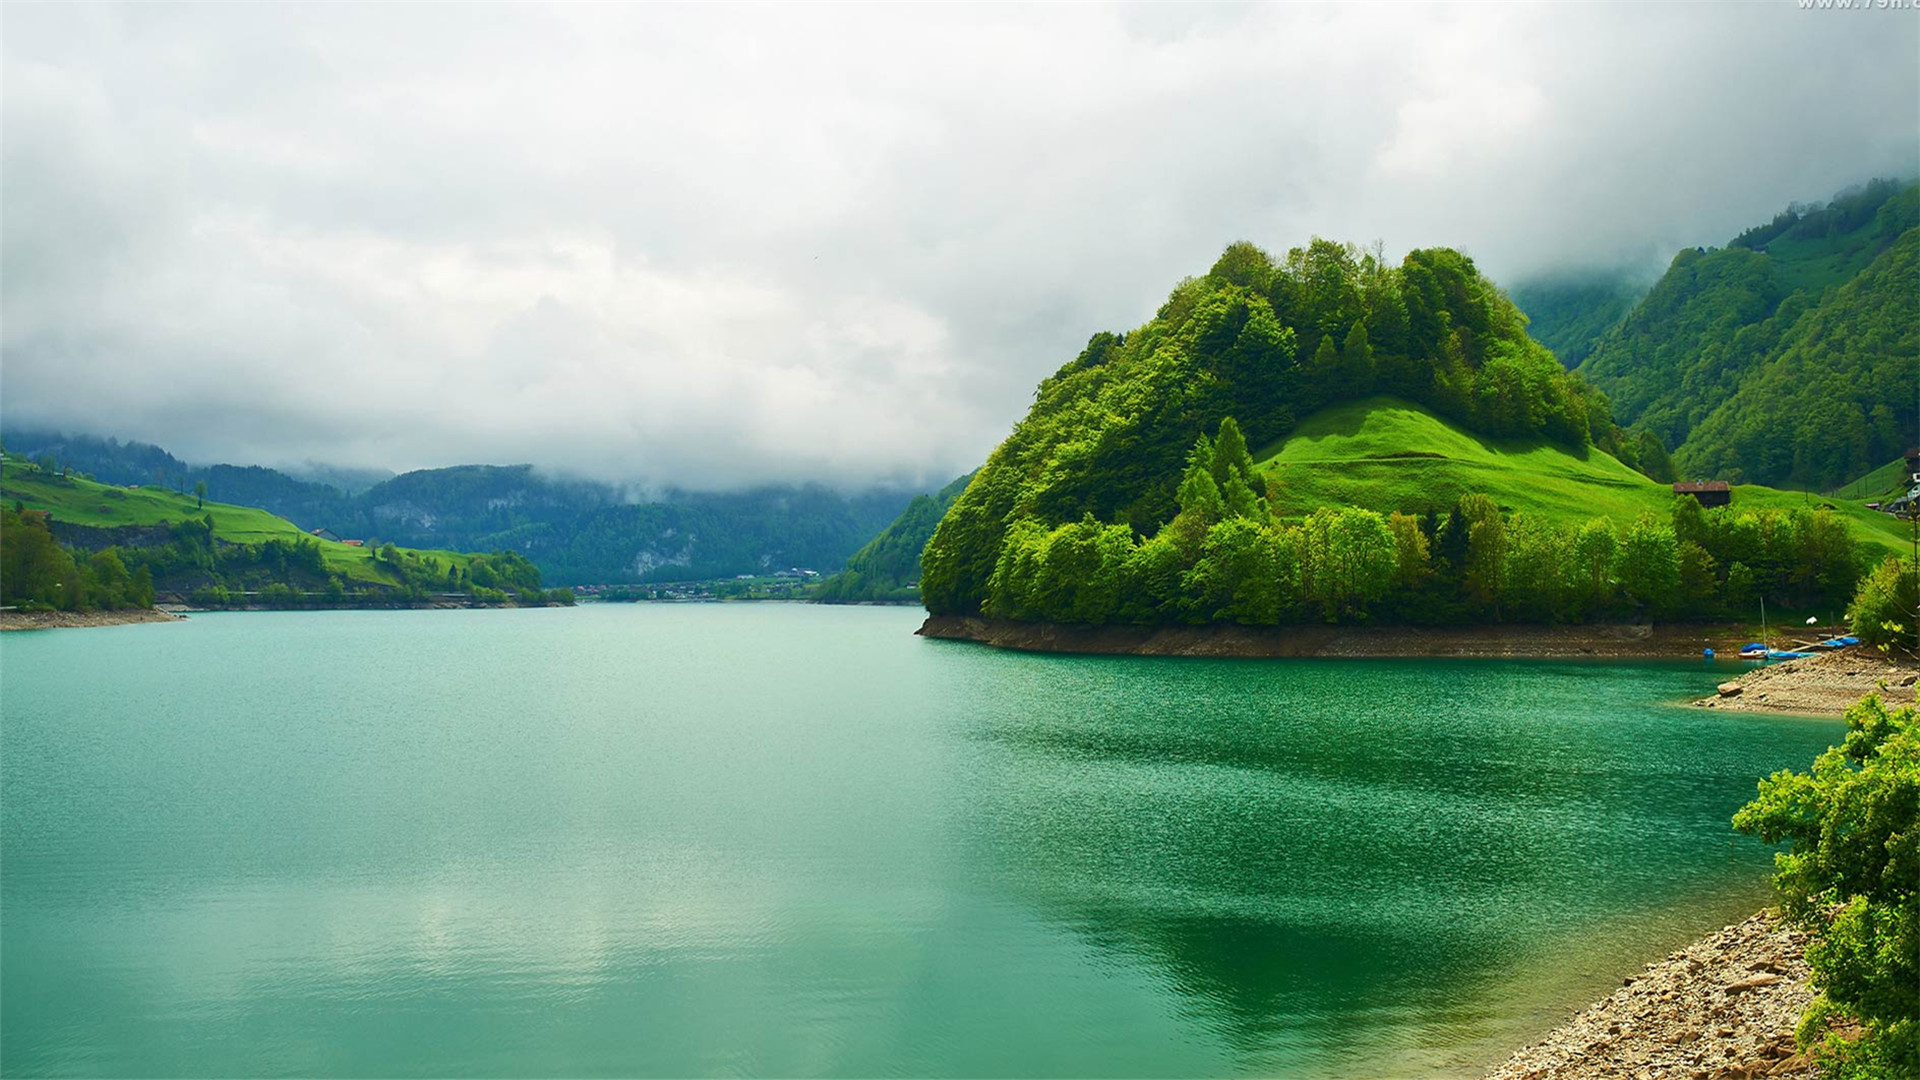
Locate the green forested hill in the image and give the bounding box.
[0,456,561,607]
[919,239,1897,629]
[921,238,1623,621]
[1673,229,1919,486]
[815,471,976,603]
[1574,180,1919,489]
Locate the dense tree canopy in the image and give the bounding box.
[923,239,1611,618]
[932,406,1866,629]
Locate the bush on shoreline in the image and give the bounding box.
[1734,694,1918,1078]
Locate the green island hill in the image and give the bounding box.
[916,237,1912,635]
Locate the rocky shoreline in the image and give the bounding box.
[1693,649,1917,716]
[0,608,184,632]
[917,615,1750,659]
[1483,910,1817,1080]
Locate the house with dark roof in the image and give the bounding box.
[1672,480,1731,508]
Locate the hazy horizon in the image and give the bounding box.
[4,2,1917,489]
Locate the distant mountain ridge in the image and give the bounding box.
[0,430,914,586]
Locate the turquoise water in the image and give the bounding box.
[0,605,1839,1077]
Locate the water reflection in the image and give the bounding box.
[954,655,1817,1074]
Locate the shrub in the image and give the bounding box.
[1733,695,1918,1077]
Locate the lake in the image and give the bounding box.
[0,605,1840,1077]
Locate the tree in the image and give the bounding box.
[1502,513,1568,621]
[1632,430,1676,483]
[1733,695,1918,1079]
[1848,555,1918,656]
[0,508,77,609]
[1458,493,1506,608]
[1308,334,1341,384]
[1386,511,1430,588]
[1208,418,1263,520]
[1616,513,1681,616]
[1337,321,1376,399]
[86,550,132,609]
[1572,518,1618,614]
[194,480,207,509]
[1303,507,1397,620]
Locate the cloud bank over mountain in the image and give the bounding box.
[4,3,1915,487]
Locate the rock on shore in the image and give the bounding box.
[1483,911,1816,1080]
[0,608,183,632]
[1693,649,1917,716]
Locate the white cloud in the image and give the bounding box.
[2,2,1915,488]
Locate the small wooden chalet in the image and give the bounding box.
[1672,480,1731,508]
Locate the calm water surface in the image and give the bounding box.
[1,605,1840,1077]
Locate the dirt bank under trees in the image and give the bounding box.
[917,615,1757,659]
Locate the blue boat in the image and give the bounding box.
[1738,642,1768,659]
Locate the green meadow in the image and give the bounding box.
[1255,398,1911,558]
[1,458,475,587]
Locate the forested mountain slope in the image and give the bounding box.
[2,433,915,587]
[815,471,976,603]
[1673,228,1918,486]
[1508,272,1648,368]
[1574,179,1919,489]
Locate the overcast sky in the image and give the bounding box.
[3,3,1916,489]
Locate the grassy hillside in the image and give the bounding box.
[1255,398,1910,557]
[1,458,472,587]
[1257,398,1659,523]
[1831,457,1916,502]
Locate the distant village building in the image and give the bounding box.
[311,527,341,542]
[1905,447,1919,482]
[1672,480,1731,508]
[341,539,365,547]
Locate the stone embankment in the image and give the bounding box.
[1484,911,1817,1080]
[918,615,1746,659]
[1695,649,1917,715]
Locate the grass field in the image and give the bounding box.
[1254,398,1912,558]
[1,458,474,585]
[1827,457,1914,502]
